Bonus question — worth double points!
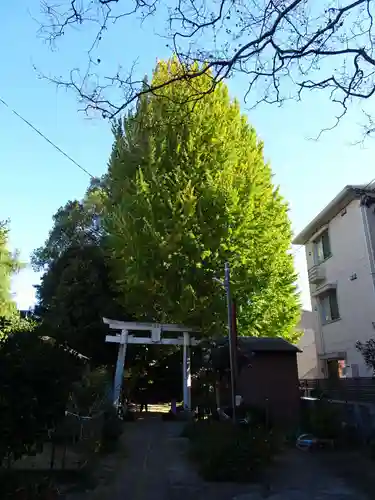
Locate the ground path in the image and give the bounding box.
[67,412,369,500]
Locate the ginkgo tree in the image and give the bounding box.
[105,58,300,339]
[0,220,24,332]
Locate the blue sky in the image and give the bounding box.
[2,1,375,312]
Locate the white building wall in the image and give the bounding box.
[306,199,375,377]
[297,310,318,379]
[297,328,318,379]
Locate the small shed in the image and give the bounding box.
[235,337,301,428]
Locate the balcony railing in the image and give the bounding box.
[308,265,326,284]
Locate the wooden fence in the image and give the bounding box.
[300,378,375,405]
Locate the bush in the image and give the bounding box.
[70,366,112,414]
[223,404,273,428]
[0,330,84,466]
[301,400,342,440]
[300,399,363,449]
[183,420,280,482]
[1,473,61,500]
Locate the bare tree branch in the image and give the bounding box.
[38,0,375,134]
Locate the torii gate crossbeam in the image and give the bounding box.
[103,318,200,411]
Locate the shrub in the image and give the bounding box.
[183,420,280,482]
[224,404,273,428]
[69,366,112,414]
[303,400,342,440]
[0,330,84,466]
[1,473,60,500]
[300,399,363,448]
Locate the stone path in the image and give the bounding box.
[82,413,251,500]
[67,413,369,500]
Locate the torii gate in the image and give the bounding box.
[103,318,200,411]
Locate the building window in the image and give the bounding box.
[351,364,359,378]
[314,229,331,264]
[319,288,340,323]
[327,359,347,379]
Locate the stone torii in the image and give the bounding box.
[103,318,200,411]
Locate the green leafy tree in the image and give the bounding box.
[35,244,131,366]
[105,59,300,339]
[32,181,133,366]
[0,220,24,333]
[0,221,25,339]
[0,314,36,341]
[356,339,375,375]
[31,178,107,271]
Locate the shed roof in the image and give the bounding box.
[238,336,301,353]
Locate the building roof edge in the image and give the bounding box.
[292,185,362,245]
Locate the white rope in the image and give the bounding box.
[64,410,104,420]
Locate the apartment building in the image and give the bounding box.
[297,310,318,379]
[293,185,375,379]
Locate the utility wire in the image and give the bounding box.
[3,96,375,260]
[0,96,95,179]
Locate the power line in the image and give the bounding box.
[0,96,95,179]
[4,95,375,261]
[291,245,304,258]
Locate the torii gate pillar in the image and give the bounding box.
[113,329,128,408]
[103,318,199,412]
[183,331,191,411]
